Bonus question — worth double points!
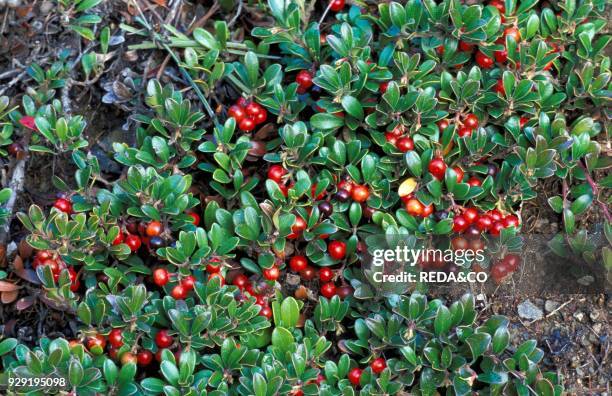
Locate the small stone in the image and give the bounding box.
[545,300,560,313]
[589,310,600,321]
[518,300,543,320]
[573,311,584,322]
[592,323,603,334]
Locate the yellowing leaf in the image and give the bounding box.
[398,178,418,197]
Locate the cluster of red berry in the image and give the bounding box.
[334,179,370,204]
[347,357,387,387]
[384,125,415,153]
[489,253,522,284]
[437,113,479,139]
[289,254,352,299]
[231,270,278,319]
[80,329,166,367]
[32,250,79,291]
[453,207,520,237]
[227,98,268,132]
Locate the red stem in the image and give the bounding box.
[578,161,611,223]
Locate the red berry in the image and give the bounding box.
[490,221,504,236]
[329,0,344,12]
[206,262,221,273]
[259,305,272,319]
[146,221,163,237]
[494,49,508,63]
[137,350,153,366]
[428,157,447,180]
[300,266,316,281]
[351,185,370,203]
[379,81,389,93]
[348,368,363,386]
[370,358,387,374]
[53,198,72,214]
[476,215,493,231]
[182,275,196,290]
[458,41,474,52]
[464,114,479,129]
[436,45,445,56]
[108,328,124,348]
[519,117,529,128]
[488,209,503,222]
[385,132,398,145]
[267,165,286,183]
[68,267,79,292]
[405,198,424,217]
[232,274,249,289]
[491,262,509,284]
[451,236,469,251]
[153,268,170,287]
[228,105,246,123]
[504,27,521,42]
[87,334,106,354]
[453,215,469,233]
[328,241,346,260]
[467,177,482,187]
[337,180,353,193]
[458,126,473,137]
[155,330,173,348]
[296,70,313,89]
[503,215,519,228]
[320,282,336,298]
[245,102,263,117]
[437,119,449,132]
[490,0,505,13]
[463,208,479,224]
[495,79,505,95]
[239,117,256,132]
[263,265,280,281]
[187,212,200,226]
[288,216,307,239]
[319,267,334,282]
[125,234,141,252]
[171,284,188,299]
[453,166,464,183]
[290,255,308,272]
[503,253,521,271]
[396,136,414,152]
[422,204,434,217]
[112,232,124,245]
[475,51,494,69]
[254,108,267,124]
[8,143,23,156]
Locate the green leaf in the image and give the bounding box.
[0,338,18,356]
[341,96,364,120]
[434,306,451,336]
[311,113,345,130]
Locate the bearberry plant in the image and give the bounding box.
[1,0,610,394]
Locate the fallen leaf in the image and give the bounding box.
[0,280,20,292]
[19,239,33,259]
[14,267,40,284]
[1,290,19,304]
[16,296,36,310]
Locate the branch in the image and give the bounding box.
[0,132,32,245]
